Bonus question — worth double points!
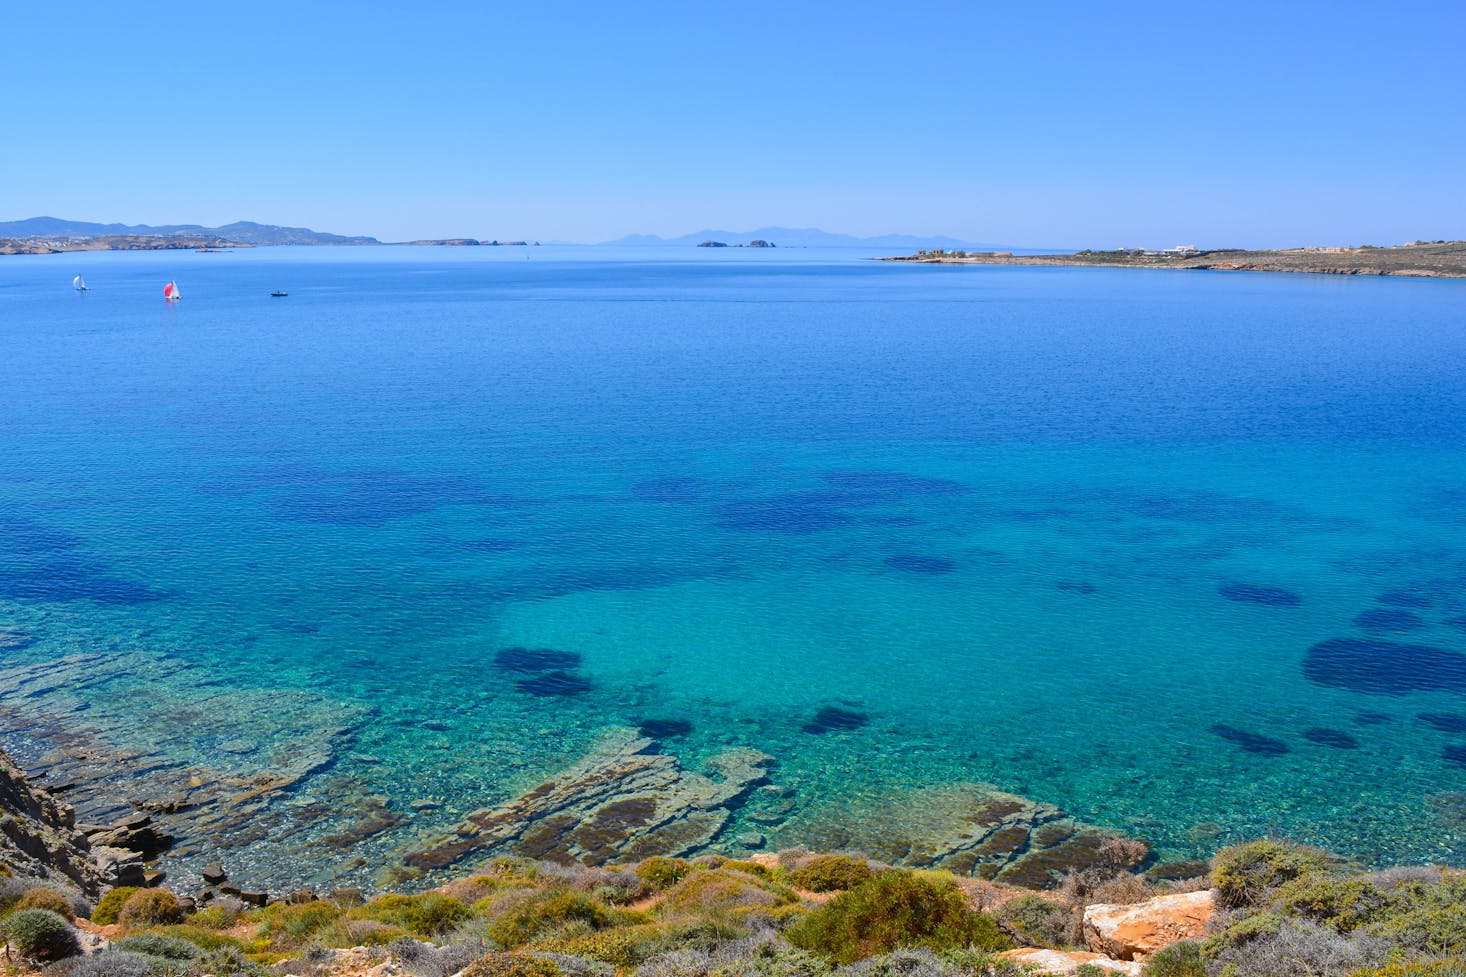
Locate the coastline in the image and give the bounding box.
[878,241,1466,279]
[5,739,1466,977]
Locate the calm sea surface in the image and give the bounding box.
[3,246,1466,884]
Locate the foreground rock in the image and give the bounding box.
[398,727,774,873]
[1084,888,1216,960]
[0,650,367,889]
[999,948,1142,976]
[0,749,104,896]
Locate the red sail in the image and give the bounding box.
[163,282,175,298]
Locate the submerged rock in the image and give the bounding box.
[494,647,582,673]
[516,670,593,697]
[0,649,367,886]
[636,718,693,740]
[1418,712,1466,733]
[1353,609,1425,632]
[1146,860,1211,881]
[884,554,957,574]
[792,782,1149,887]
[1208,724,1290,756]
[1218,583,1301,606]
[803,706,869,734]
[397,728,773,872]
[1304,637,1466,695]
[1377,590,1431,608]
[1303,728,1358,749]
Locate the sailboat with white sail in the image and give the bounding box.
[72,275,87,291]
[163,280,181,302]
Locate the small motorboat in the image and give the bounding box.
[271,290,288,297]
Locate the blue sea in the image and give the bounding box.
[3,245,1466,887]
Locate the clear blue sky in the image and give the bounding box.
[4,1,1463,247]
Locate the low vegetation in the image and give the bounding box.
[2,843,1464,977]
[1143,840,1466,977]
[3,907,82,962]
[787,870,1009,964]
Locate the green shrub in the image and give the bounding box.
[183,903,241,930]
[1140,940,1206,977]
[143,924,252,953]
[786,870,1010,964]
[635,857,693,890]
[1367,903,1466,956]
[68,949,164,977]
[15,887,75,918]
[3,907,82,962]
[787,856,873,893]
[114,932,204,960]
[117,888,184,928]
[1277,876,1393,932]
[354,892,471,937]
[660,868,792,914]
[256,900,345,947]
[335,918,411,946]
[532,930,639,967]
[1347,963,1466,977]
[442,873,535,904]
[994,894,1075,949]
[93,886,142,925]
[1210,919,1387,977]
[1212,840,1334,909]
[461,952,562,977]
[485,888,610,949]
[1200,911,1286,959]
[721,859,775,879]
[730,942,832,977]
[192,945,270,977]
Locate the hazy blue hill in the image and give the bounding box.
[601,226,1011,250]
[0,216,378,245]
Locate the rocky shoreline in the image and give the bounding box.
[0,236,253,255]
[0,747,1211,976]
[5,748,1465,977]
[880,240,1466,279]
[0,692,1154,903]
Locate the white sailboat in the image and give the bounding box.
[72,275,87,291]
[164,280,181,301]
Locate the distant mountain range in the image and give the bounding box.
[0,217,378,246]
[1,217,1015,251]
[602,227,1011,250]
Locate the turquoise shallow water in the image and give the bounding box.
[3,246,1466,885]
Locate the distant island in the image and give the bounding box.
[0,234,250,255]
[881,240,1466,279]
[398,239,539,247]
[697,239,775,248]
[1,217,1021,255]
[607,226,1011,250]
[0,217,380,254]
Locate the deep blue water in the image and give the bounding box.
[3,245,1466,883]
